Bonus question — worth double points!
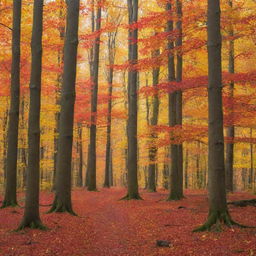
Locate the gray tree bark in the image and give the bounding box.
[147,49,160,192]
[167,1,184,200]
[225,0,235,193]
[49,0,80,215]
[2,0,22,208]
[52,0,65,191]
[104,25,118,188]
[194,0,239,231]
[88,3,101,191]
[77,123,83,187]
[122,0,141,200]
[18,0,45,230]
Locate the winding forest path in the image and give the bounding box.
[1,188,256,255]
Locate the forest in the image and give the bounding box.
[1,0,256,255]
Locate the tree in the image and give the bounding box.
[18,0,45,229]
[76,123,83,187]
[103,12,121,188]
[1,0,22,208]
[49,0,80,215]
[194,0,240,231]
[147,48,160,192]
[52,0,65,191]
[122,0,141,200]
[87,1,101,191]
[167,0,184,201]
[225,0,235,193]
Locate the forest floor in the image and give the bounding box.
[0,188,256,256]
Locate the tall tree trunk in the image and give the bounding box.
[2,108,8,181]
[167,1,183,200]
[20,97,27,189]
[49,0,80,215]
[225,0,235,192]
[184,148,188,189]
[77,123,83,187]
[122,0,141,200]
[194,0,239,231]
[85,142,90,187]
[162,147,169,189]
[52,0,65,191]
[196,141,201,189]
[175,0,184,198]
[18,0,45,230]
[147,49,160,192]
[88,3,101,191]
[2,0,22,208]
[104,28,116,188]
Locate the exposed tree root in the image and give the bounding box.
[193,210,255,232]
[16,220,47,231]
[120,194,143,200]
[1,200,18,209]
[47,198,77,216]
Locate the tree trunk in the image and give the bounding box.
[162,147,169,189]
[49,0,80,215]
[20,97,27,189]
[167,1,183,200]
[184,148,188,189]
[2,0,22,208]
[196,141,201,189]
[194,0,238,231]
[77,123,83,187]
[85,142,90,187]
[104,29,116,188]
[175,0,184,198]
[88,3,101,191]
[18,0,45,230]
[225,0,235,193]
[122,0,141,200]
[52,0,65,191]
[147,49,160,192]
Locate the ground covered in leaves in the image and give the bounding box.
[1,188,256,256]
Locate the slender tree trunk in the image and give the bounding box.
[194,0,239,231]
[2,0,22,208]
[18,0,45,230]
[167,1,183,200]
[85,142,90,187]
[88,3,101,191]
[20,97,27,189]
[49,0,80,215]
[52,0,65,191]
[184,148,188,189]
[162,147,169,189]
[196,141,201,189]
[109,149,113,186]
[225,0,235,193]
[2,108,8,181]
[104,31,115,187]
[77,123,83,187]
[122,0,141,200]
[147,49,160,192]
[175,0,184,198]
